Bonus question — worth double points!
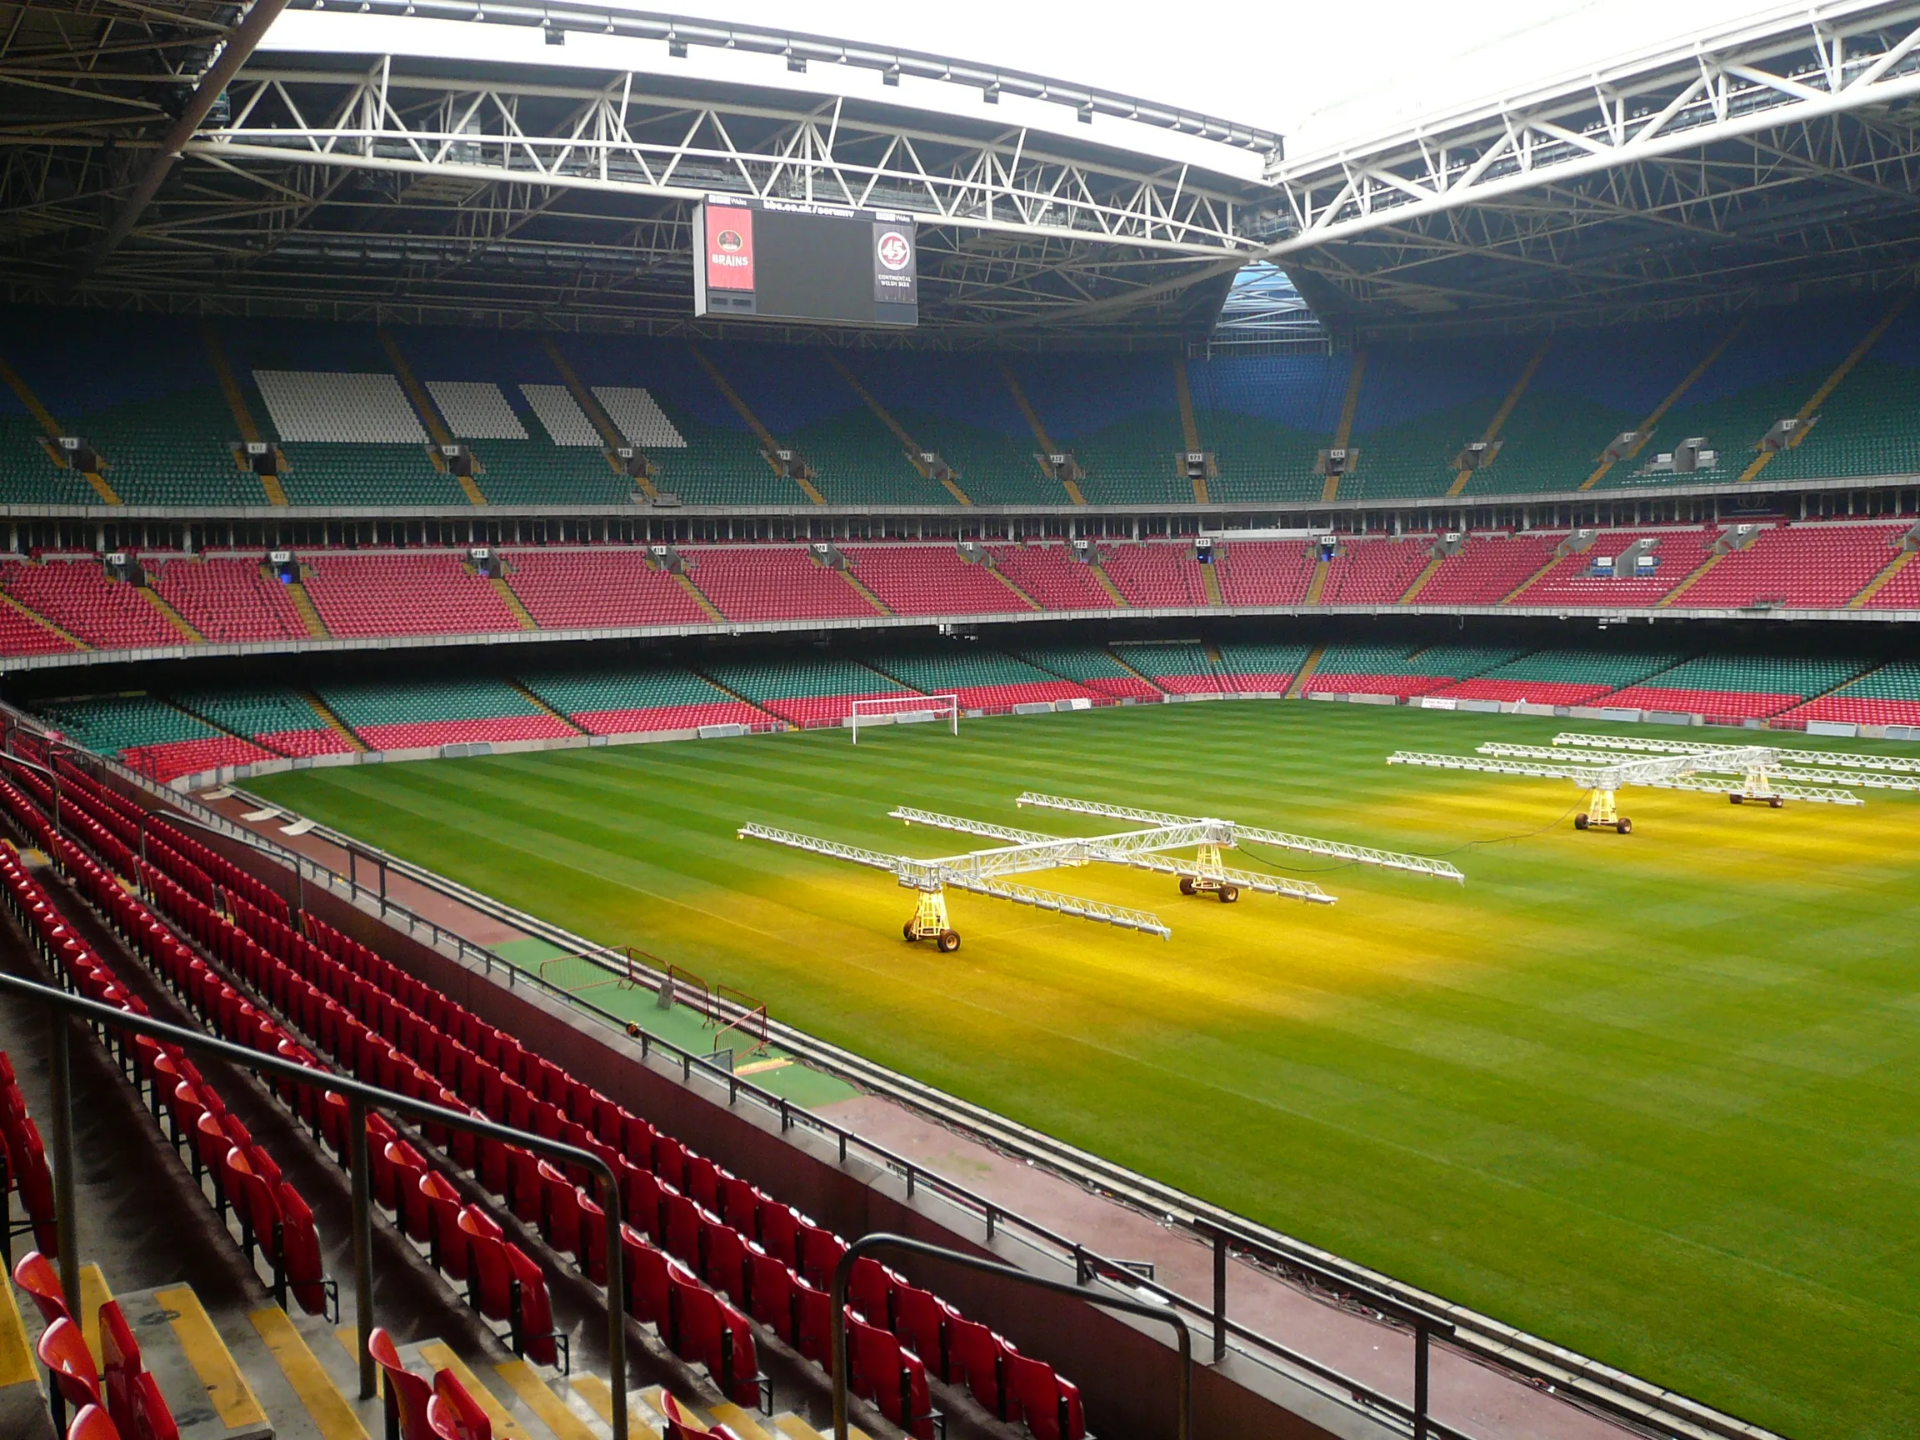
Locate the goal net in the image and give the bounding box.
[849,694,960,744]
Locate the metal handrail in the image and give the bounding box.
[76,752,1478,1435]
[0,972,633,1440]
[830,1233,1192,1440]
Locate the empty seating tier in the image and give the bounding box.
[698,657,911,728]
[866,651,1100,711]
[519,667,764,735]
[1317,538,1433,605]
[1014,647,1163,701]
[315,679,574,750]
[841,546,1024,616]
[170,689,355,758]
[683,549,875,623]
[1605,655,1872,719]
[1303,645,1522,698]
[1417,535,1563,606]
[1515,529,1715,608]
[1431,651,1686,705]
[1787,661,1920,727]
[33,694,274,781]
[1109,643,1228,695]
[1677,524,1908,610]
[1213,643,1313,692]
[503,548,711,630]
[2,561,180,651]
[151,556,311,643]
[301,552,522,638]
[1098,545,1209,608]
[985,546,1117,610]
[1216,542,1317,607]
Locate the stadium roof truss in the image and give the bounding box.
[1262,0,1920,334]
[0,4,1280,339]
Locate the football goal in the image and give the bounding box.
[849,693,960,744]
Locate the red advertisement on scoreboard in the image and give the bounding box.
[704,205,755,291]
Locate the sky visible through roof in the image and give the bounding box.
[666,0,1768,154]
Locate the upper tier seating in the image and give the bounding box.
[1014,647,1162,701]
[1677,524,1908,610]
[1604,655,1871,719]
[30,694,274,781]
[0,298,1916,506]
[1415,534,1563,606]
[519,667,763,735]
[1859,544,1920,610]
[1098,544,1208,607]
[1216,542,1316,606]
[867,650,1100,711]
[301,552,522,638]
[315,678,574,750]
[984,545,1117,610]
[503,549,710,630]
[0,588,77,655]
[698,657,909,727]
[1431,650,1685,706]
[841,546,1024,616]
[1316,537,1432,605]
[3,560,180,650]
[682,548,876,622]
[1515,529,1715,608]
[1786,661,1920,727]
[151,556,311,643]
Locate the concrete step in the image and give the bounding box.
[120,1283,274,1440]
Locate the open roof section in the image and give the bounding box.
[1266,0,1920,338]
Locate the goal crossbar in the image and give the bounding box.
[850,694,959,743]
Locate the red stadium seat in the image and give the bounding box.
[13,1249,69,1324]
[370,1327,434,1440]
[428,1369,493,1440]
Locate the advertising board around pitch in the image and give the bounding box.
[693,196,918,327]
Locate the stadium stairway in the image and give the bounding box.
[996,364,1083,505]
[1656,549,1724,608]
[1396,550,1447,604]
[0,354,120,505]
[139,586,204,644]
[201,324,287,508]
[379,330,488,508]
[492,577,540,631]
[1447,340,1550,498]
[1171,359,1207,504]
[1847,545,1917,608]
[823,356,969,506]
[688,351,824,506]
[0,787,934,1440]
[302,692,369,752]
[1579,320,1745,490]
[1284,645,1326,698]
[1738,292,1912,485]
[0,592,86,652]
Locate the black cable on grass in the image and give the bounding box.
[1234,799,1587,875]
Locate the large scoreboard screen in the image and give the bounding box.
[693,197,918,327]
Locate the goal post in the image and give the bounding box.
[849,694,960,744]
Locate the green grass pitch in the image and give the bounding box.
[248,702,1920,1439]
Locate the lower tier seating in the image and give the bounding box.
[1015,647,1163,701]
[315,679,574,750]
[866,650,1101,711]
[32,694,275,782]
[1432,650,1685,706]
[1109,643,1227,695]
[1604,655,1872,719]
[520,667,764,735]
[698,658,910,728]
[1786,661,1920,726]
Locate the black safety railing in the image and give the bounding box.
[0,972,636,1440]
[32,730,1480,1440]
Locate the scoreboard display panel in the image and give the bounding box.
[694,197,918,327]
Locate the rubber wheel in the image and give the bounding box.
[1178,876,1196,896]
[1730,793,1743,804]
[936,930,961,954]
[1769,797,1784,809]
[903,922,919,942]
[1574,814,1589,830]
[1617,818,1633,835]
[1218,885,1240,903]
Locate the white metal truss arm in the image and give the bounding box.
[1017,792,1464,882]
[1752,766,1920,791]
[1479,742,1776,773]
[1639,776,1863,805]
[941,874,1171,939]
[1553,732,1920,775]
[737,822,933,886]
[890,807,1054,846]
[1389,751,1611,784]
[1117,853,1335,905]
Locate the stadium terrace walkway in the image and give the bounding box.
[206,795,1649,1440]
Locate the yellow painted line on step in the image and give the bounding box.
[775,1415,872,1440]
[251,1309,369,1440]
[733,1057,791,1076]
[156,1285,269,1430]
[419,1342,533,1440]
[79,1264,110,1370]
[0,1276,36,1387]
[494,1360,601,1440]
[332,1324,358,1362]
[711,1403,776,1439]
[572,1374,660,1440]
